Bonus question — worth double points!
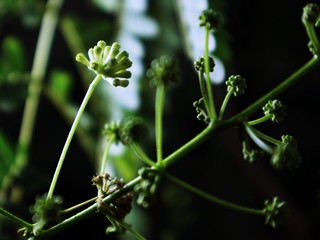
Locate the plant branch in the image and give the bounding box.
[47,74,102,200]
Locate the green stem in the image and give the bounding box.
[0,207,33,230]
[244,124,273,154]
[14,0,63,192]
[47,74,103,200]
[162,124,215,168]
[100,134,115,174]
[119,221,146,240]
[219,89,234,120]
[249,127,281,145]
[204,28,217,120]
[198,72,211,115]
[130,142,157,167]
[223,57,319,128]
[165,173,264,216]
[155,83,166,166]
[247,115,272,126]
[304,21,320,54]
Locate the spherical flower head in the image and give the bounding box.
[103,116,144,145]
[30,193,64,235]
[302,3,320,25]
[194,56,215,73]
[262,99,287,122]
[226,75,247,96]
[199,9,222,32]
[270,135,302,170]
[146,55,181,86]
[75,41,132,87]
[263,197,287,228]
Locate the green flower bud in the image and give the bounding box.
[146,55,181,86]
[302,3,320,25]
[75,41,132,87]
[226,75,247,96]
[199,9,222,32]
[194,56,215,72]
[242,140,265,164]
[193,98,210,124]
[262,99,287,122]
[263,197,287,228]
[270,135,302,170]
[134,168,162,208]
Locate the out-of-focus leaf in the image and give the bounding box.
[0,36,25,75]
[48,69,73,101]
[0,130,15,190]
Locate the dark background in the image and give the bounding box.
[0,0,319,239]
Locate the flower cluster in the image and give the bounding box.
[194,55,215,73]
[92,173,133,221]
[270,135,302,170]
[262,99,287,122]
[76,40,132,86]
[134,168,162,208]
[263,197,287,228]
[146,55,180,86]
[103,116,144,145]
[225,75,247,97]
[242,139,265,164]
[30,193,64,236]
[199,9,222,32]
[193,98,210,124]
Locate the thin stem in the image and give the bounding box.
[14,0,63,191]
[119,221,146,240]
[47,74,103,200]
[165,173,264,216]
[247,115,272,126]
[155,83,166,166]
[304,21,320,54]
[130,142,157,167]
[100,134,116,174]
[60,197,98,214]
[249,127,281,145]
[244,124,273,154]
[198,72,211,114]
[219,89,234,120]
[204,28,217,120]
[0,207,33,230]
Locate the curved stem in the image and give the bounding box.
[304,21,320,54]
[47,74,102,200]
[14,0,64,192]
[130,142,157,167]
[247,115,272,126]
[244,124,273,154]
[155,83,166,166]
[219,89,234,120]
[165,173,264,216]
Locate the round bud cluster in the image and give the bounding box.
[262,99,287,122]
[194,56,215,73]
[199,9,222,32]
[225,75,247,97]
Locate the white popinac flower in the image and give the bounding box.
[76,40,132,87]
